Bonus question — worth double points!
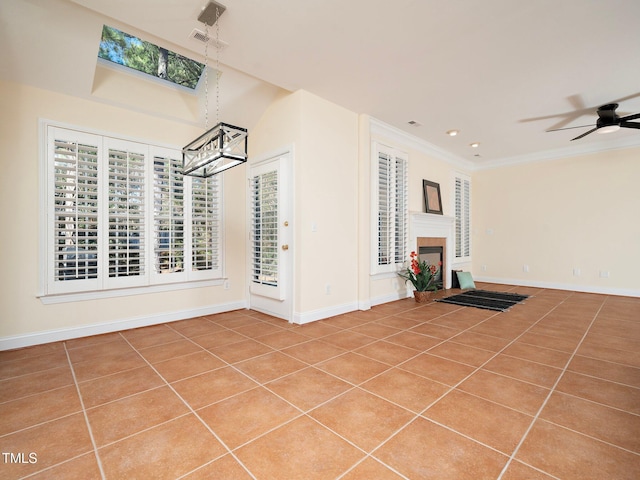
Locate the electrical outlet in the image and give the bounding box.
[573,268,581,277]
[523,265,529,273]
[599,270,610,278]
[481,265,487,272]
[325,283,331,295]
[224,280,230,290]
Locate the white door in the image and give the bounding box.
[248,153,293,321]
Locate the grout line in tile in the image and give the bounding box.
[358,290,588,468]
[93,411,192,450]
[0,382,76,407]
[116,331,257,479]
[74,364,150,384]
[550,388,640,416]
[82,384,167,411]
[495,291,608,480]
[63,343,106,480]
[563,363,640,390]
[336,453,411,480]
[0,411,82,440]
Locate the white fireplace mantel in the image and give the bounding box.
[410,212,455,289]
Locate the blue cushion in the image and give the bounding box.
[456,271,476,290]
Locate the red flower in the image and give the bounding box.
[411,258,420,274]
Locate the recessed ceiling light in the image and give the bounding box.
[446,130,459,136]
[470,142,480,148]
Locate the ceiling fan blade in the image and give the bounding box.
[620,112,640,122]
[547,124,594,132]
[571,127,598,141]
[620,121,640,129]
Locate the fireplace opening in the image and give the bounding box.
[418,246,443,289]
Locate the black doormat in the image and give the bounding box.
[436,290,529,312]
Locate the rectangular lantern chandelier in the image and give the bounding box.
[182,1,248,178]
[182,122,248,177]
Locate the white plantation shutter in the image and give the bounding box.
[191,175,222,277]
[373,144,408,273]
[377,152,391,266]
[49,129,100,294]
[455,174,471,261]
[105,141,147,287]
[152,151,185,282]
[393,156,408,264]
[251,170,279,286]
[43,124,224,298]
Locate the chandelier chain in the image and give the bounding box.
[215,6,220,126]
[204,24,209,130]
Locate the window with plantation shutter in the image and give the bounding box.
[372,143,408,274]
[454,173,471,261]
[191,175,221,276]
[49,131,100,294]
[152,152,185,280]
[250,168,279,288]
[42,124,223,299]
[106,141,146,286]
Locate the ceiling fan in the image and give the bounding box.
[548,103,640,141]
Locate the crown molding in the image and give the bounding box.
[368,117,640,172]
[473,135,640,170]
[369,117,475,171]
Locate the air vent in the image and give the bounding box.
[408,120,422,127]
[189,29,228,49]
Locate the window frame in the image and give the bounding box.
[370,142,409,276]
[39,120,224,302]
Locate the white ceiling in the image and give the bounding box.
[2,0,640,167]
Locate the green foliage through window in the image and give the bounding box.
[99,25,205,90]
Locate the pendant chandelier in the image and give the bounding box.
[182,1,248,177]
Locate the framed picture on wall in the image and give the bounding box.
[423,180,443,215]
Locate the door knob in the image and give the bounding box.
[281,244,289,251]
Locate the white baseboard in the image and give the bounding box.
[370,291,411,307]
[474,276,640,298]
[358,300,372,311]
[293,301,360,325]
[0,300,248,351]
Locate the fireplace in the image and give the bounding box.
[418,246,443,289]
[411,212,454,289]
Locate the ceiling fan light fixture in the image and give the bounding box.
[597,124,620,134]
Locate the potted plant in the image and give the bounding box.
[398,251,441,302]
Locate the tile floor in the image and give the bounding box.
[1,284,639,479]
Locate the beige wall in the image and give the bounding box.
[250,90,359,320]
[0,80,247,345]
[298,91,359,313]
[473,147,640,295]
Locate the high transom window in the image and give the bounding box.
[98,25,205,90]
